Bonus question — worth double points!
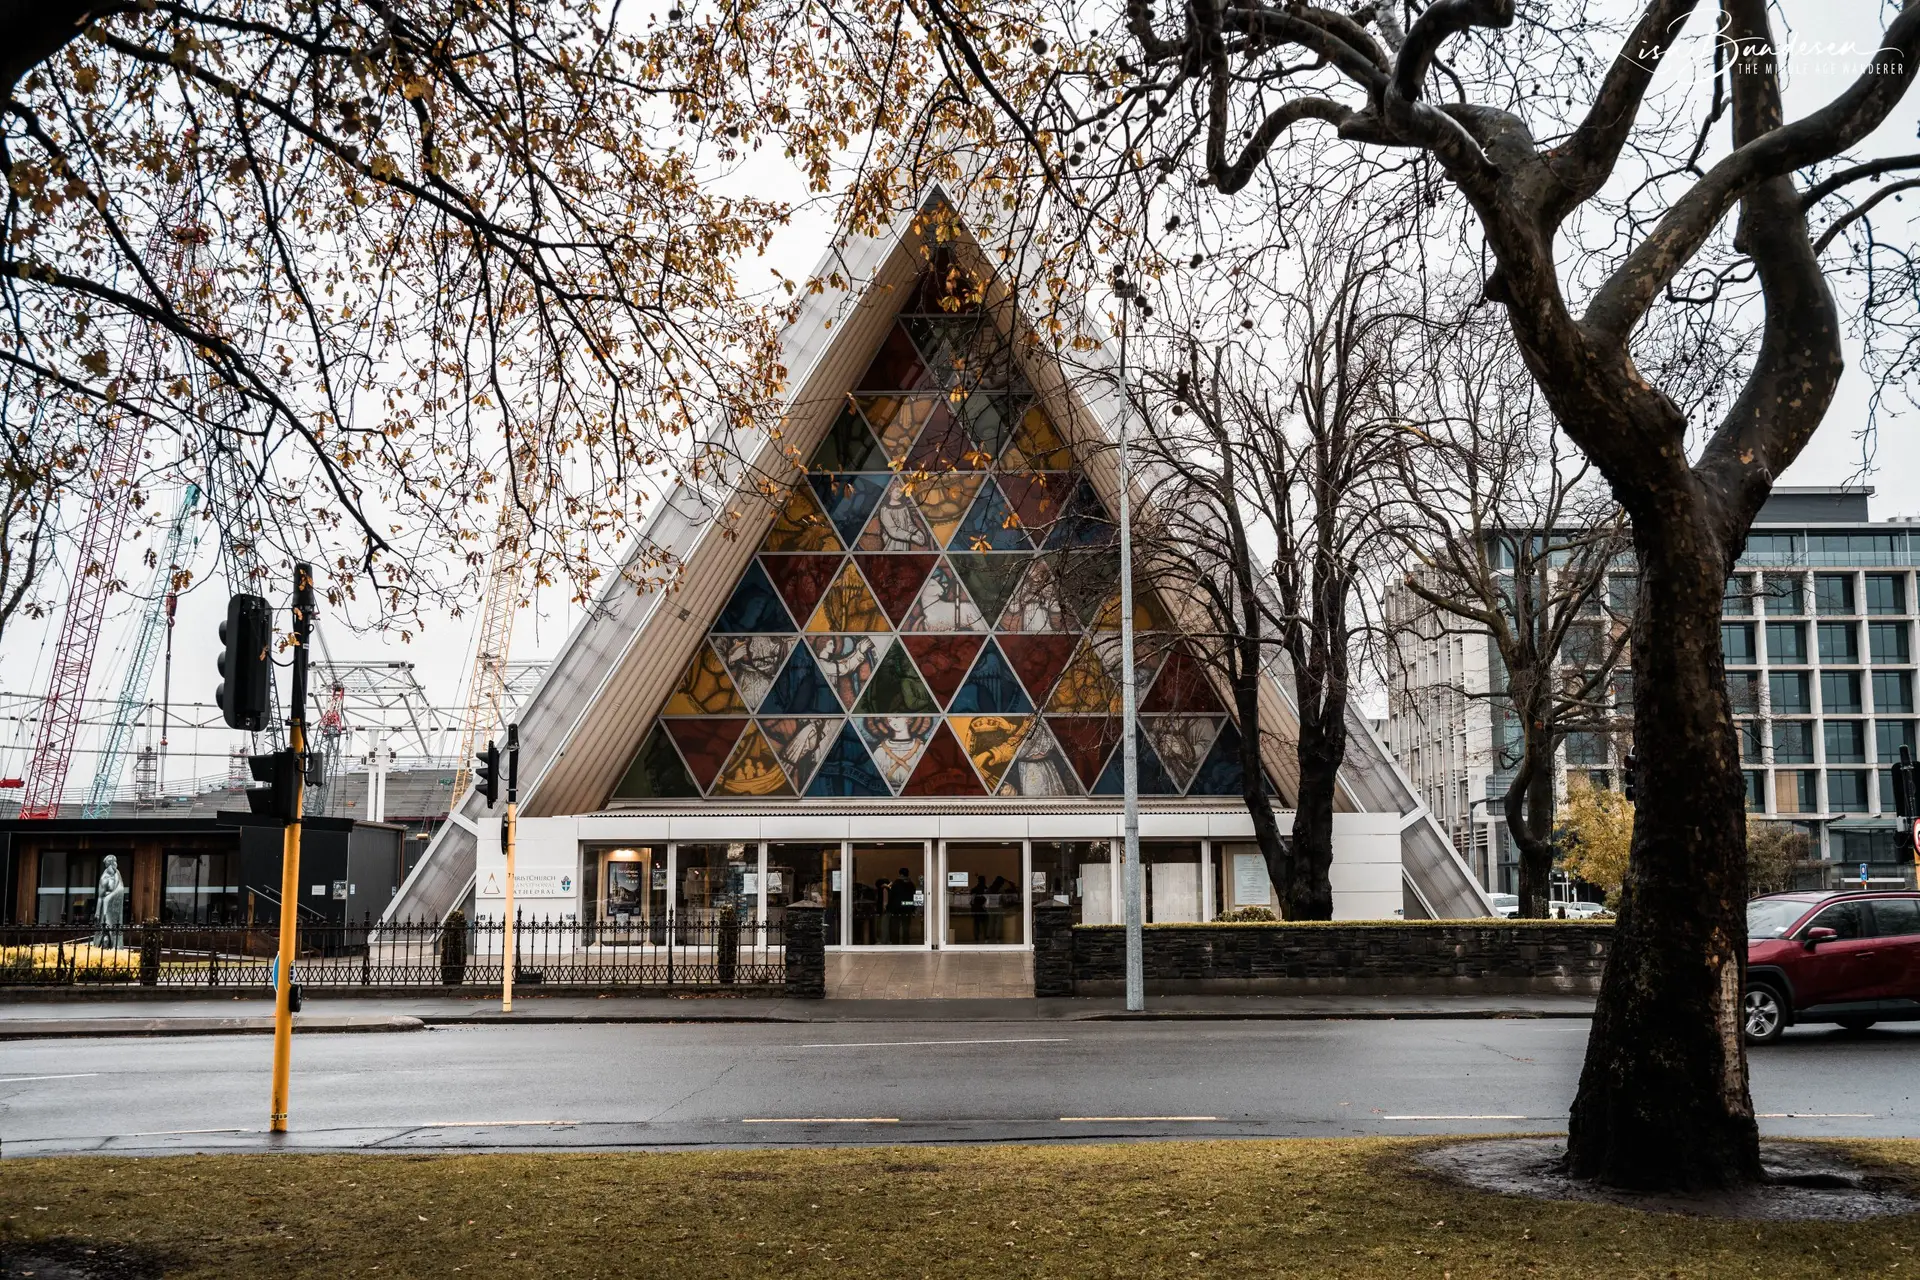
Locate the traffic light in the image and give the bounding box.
[476,740,501,808]
[1894,745,1918,821]
[1622,751,1638,804]
[246,750,300,823]
[216,594,273,731]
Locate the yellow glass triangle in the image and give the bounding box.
[711,722,795,797]
[663,643,748,716]
[762,484,843,552]
[861,395,938,469]
[951,715,1033,791]
[909,472,986,547]
[1003,405,1073,471]
[1092,586,1175,632]
[805,561,890,633]
[1044,638,1120,714]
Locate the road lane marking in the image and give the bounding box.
[1381,1115,1529,1121]
[0,1073,101,1084]
[1059,1116,1218,1123]
[741,1117,900,1124]
[1757,1112,1873,1118]
[797,1037,1072,1049]
[415,1121,582,1128]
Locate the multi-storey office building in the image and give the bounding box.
[1386,486,1920,894]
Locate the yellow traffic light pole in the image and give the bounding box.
[270,564,315,1135]
[501,724,520,1014]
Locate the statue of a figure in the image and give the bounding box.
[91,854,128,950]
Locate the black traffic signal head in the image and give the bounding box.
[216,594,273,731]
[1622,751,1638,804]
[476,740,501,808]
[246,750,300,823]
[1894,745,1918,821]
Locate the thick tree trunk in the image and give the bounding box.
[1289,708,1340,920]
[1235,661,1290,913]
[1565,499,1759,1189]
[1508,742,1556,918]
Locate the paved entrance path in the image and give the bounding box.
[825,950,1033,999]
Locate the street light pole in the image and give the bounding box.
[1115,267,1144,1014]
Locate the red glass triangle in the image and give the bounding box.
[1046,716,1125,789]
[855,552,937,626]
[761,554,843,627]
[1141,647,1226,714]
[998,633,1081,706]
[996,473,1075,532]
[662,718,748,791]
[905,401,984,472]
[900,634,987,708]
[900,720,986,796]
[858,325,931,392]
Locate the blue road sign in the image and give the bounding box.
[1860,861,1870,884]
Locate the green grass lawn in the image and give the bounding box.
[3,1139,1917,1278]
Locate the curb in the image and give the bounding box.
[0,1015,426,1040]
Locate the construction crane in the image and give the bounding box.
[449,503,527,803]
[81,484,206,817]
[17,414,150,818]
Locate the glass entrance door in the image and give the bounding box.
[849,842,927,946]
[942,842,1024,944]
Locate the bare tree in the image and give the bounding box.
[1391,310,1631,917]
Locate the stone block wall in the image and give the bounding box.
[783,903,826,999]
[1036,920,1612,996]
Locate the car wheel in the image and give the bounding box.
[1744,984,1787,1045]
[1836,1016,1877,1033]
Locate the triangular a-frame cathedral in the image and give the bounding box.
[384,195,1493,937]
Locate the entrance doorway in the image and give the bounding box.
[942,842,1023,945]
[849,843,927,946]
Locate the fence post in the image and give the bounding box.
[717,905,739,985]
[440,909,468,985]
[782,902,825,999]
[139,920,161,987]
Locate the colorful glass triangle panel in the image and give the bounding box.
[900,720,986,796]
[612,724,701,799]
[804,560,890,633]
[899,559,985,632]
[851,641,939,714]
[857,478,938,551]
[758,643,843,715]
[1045,477,1118,549]
[1142,647,1227,714]
[1045,638,1119,714]
[810,403,884,472]
[1047,716,1124,789]
[759,556,841,635]
[856,715,940,791]
[1187,722,1248,795]
[1092,634,1169,701]
[996,558,1071,632]
[995,718,1081,797]
[1091,728,1179,796]
[909,473,986,547]
[951,477,1029,551]
[862,396,937,468]
[997,633,1080,707]
[663,718,747,792]
[951,715,1033,791]
[1053,550,1122,628]
[948,638,1033,714]
[996,472,1074,535]
[759,716,840,792]
[711,634,797,713]
[807,633,890,711]
[948,553,1029,624]
[713,560,796,632]
[1145,716,1226,792]
[808,473,887,546]
[662,643,748,716]
[856,553,937,626]
[806,721,893,797]
[712,723,795,797]
[905,401,983,473]
[1003,404,1073,470]
[859,324,931,392]
[761,484,841,553]
[900,634,986,708]
[961,392,1025,459]
[1092,584,1176,633]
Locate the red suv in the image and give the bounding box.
[1745,890,1920,1044]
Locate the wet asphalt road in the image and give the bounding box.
[2,1018,1915,1156]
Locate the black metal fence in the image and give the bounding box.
[0,910,785,991]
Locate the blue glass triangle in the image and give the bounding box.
[1091,728,1178,795]
[1186,722,1246,795]
[951,476,1030,551]
[759,644,842,715]
[1044,478,1117,549]
[713,560,795,633]
[805,720,892,797]
[947,637,1034,714]
[808,474,888,546]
